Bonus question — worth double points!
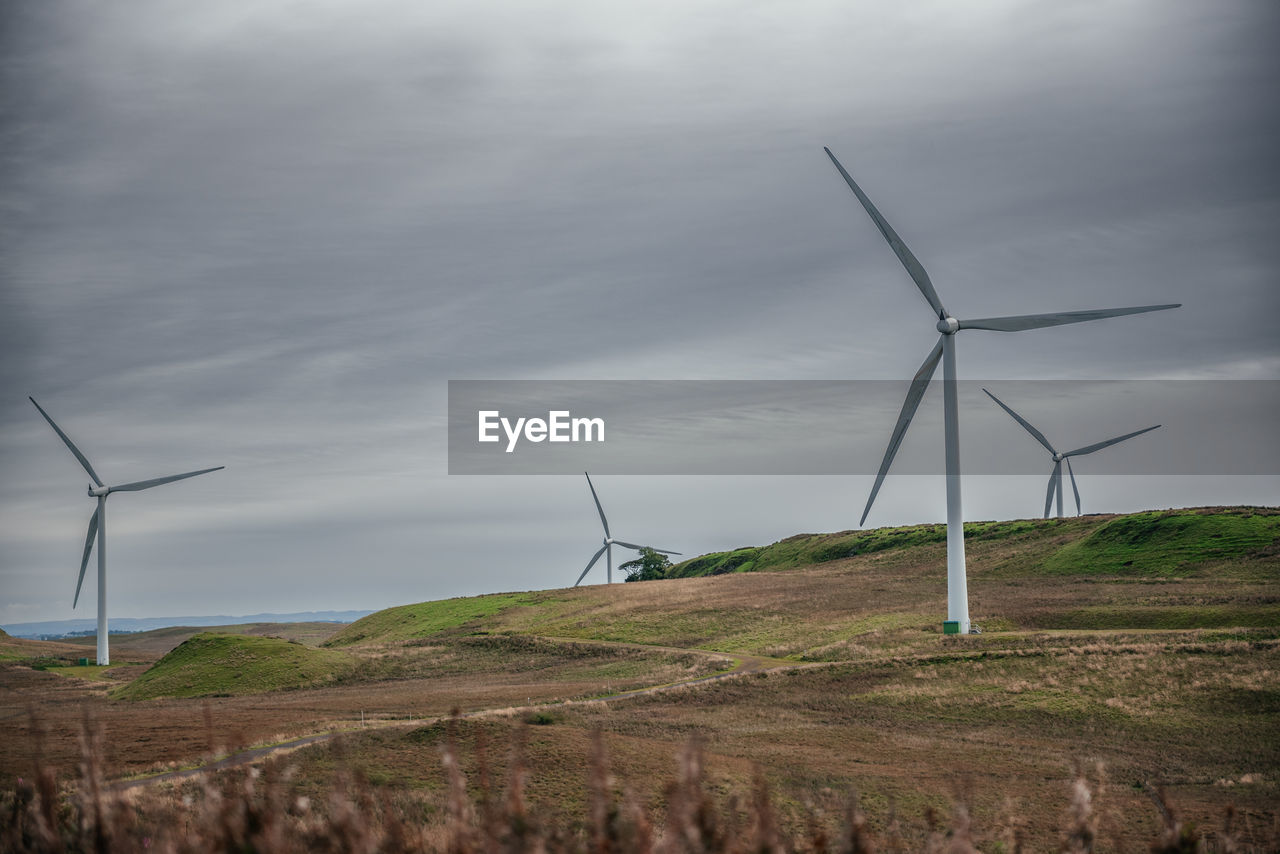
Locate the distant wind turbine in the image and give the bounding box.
[574,472,680,587]
[30,397,224,665]
[825,146,1180,634]
[983,388,1160,518]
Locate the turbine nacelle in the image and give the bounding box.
[1052,452,1065,462]
[936,316,959,335]
[88,484,110,497]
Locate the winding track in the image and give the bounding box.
[107,646,800,793]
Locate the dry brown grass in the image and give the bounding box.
[3,713,1272,853]
[0,635,732,784]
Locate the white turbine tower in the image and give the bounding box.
[30,397,224,665]
[574,472,680,587]
[825,147,1180,634]
[983,388,1160,518]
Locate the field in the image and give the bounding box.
[57,620,353,656]
[1,506,1277,850]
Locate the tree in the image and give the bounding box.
[619,547,672,582]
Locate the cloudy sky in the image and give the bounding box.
[2,0,1277,627]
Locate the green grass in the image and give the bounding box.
[324,592,542,646]
[669,508,1279,582]
[667,518,1087,579]
[114,633,354,700]
[520,607,768,651]
[1025,604,1280,630]
[31,662,123,681]
[1038,508,1280,577]
[668,524,952,577]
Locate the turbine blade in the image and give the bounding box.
[982,388,1056,455]
[108,466,225,493]
[1064,425,1160,458]
[1066,457,1082,515]
[957,304,1180,332]
[610,541,681,555]
[74,508,99,608]
[574,544,607,587]
[1043,464,1059,519]
[860,336,945,526]
[584,472,610,538]
[29,397,104,487]
[824,147,945,316]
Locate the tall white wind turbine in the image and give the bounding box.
[825,147,1180,634]
[982,388,1160,518]
[30,397,224,665]
[574,472,680,587]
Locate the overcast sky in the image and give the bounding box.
[2,0,1278,626]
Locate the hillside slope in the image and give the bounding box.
[669,507,1279,579]
[93,506,1280,702]
[327,506,1279,657]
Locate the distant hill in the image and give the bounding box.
[113,633,353,700]
[59,621,350,657]
[2,610,374,640]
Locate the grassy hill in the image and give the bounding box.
[324,507,1280,657]
[77,506,1280,702]
[669,507,1279,579]
[113,633,354,700]
[60,621,348,658]
[0,631,87,665]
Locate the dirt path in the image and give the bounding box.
[106,629,1271,792]
[108,645,801,792]
[109,733,337,792]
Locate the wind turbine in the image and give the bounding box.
[982,388,1160,518]
[29,397,224,665]
[825,147,1180,634]
[574,472,680,587]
